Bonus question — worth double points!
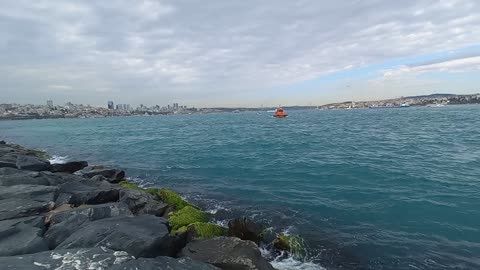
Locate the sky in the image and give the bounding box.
[1,0,480,107]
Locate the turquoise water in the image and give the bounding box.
[1,106,479,270]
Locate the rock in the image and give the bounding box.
[0,140,5,144]
[56,215,185,257]
[184,222,228,242]
[0,216,49,256]
[55,179,120,207]
[228,217,264,245]
[119,188,169,216]
[0,185,57,221]
[180,237,275,270]
[169,206,209,233]
[273,235,306,258]
[16,155,50,171]
[76,165,125,183]
[109,256,220,270]
[45,203,133,249]
[0,198,54,221]
[50,161,88,174]
[0,153,18,169]
[0,169,81,186]
[0,247,135,270]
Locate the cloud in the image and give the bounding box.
[1,0,480,105]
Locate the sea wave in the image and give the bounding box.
[49,155,69,164]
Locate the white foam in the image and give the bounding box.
[270,257,326,270]
[48,155,69,164]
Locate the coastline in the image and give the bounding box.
[0,141,308,270]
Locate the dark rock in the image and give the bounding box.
[50,161,88,174]
[180,237,275,270]
[56,215,185,257]
[0,198,54,221]
[0,153,18,169]
[0,247,135,270]
[0,169,81,186]
[76,165,125,183]
[55,180,120,207]
[45,203,132,249]
[0,185,57,221]
[228,217,264,245]
[0,140,5,144]
[109,256,220,270]
[16,155,50,171]
[119,188,169,216]
[0,216,48,256]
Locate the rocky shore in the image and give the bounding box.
[0,141,302,270]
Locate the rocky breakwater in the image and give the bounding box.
[0,141,280,270]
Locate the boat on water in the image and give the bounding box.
[273,107,288,118]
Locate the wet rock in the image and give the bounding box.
[180,237,275,270]
[109,256,220,270]
[0,169,79,186]
[0,247,135,270]
[228,217,264,245]
[119,188,169,216]
[0,140,5,144]
[55,179,120,207]
[50,161,88,174]
[0,153,18,169]
[0,185,57,221]
[0,216,48,256]
[45,203,133,249]
[16,155,50,171]
[0,198,54,221]
[77,165,125,183]
[56,215,185,257]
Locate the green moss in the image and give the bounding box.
[273,234,306,258]
[168,206,208,231]
[119,180,145,191]
[27,149,51,159]
[187,222,228,239]
[159,188,192,210]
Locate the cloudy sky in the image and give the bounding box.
[1,0,480,107]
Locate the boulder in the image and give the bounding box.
[0,216,49,256]
[0,185,57,221]
[0,153,18,169]
[109,256,220,270]
[0,140,5,144]
[228,217,264,245]
[76,165,125,183]
[16,155,50,171]
[0,247,135,270]
[0,198,54,221]
[55,179,120,207]
[56,215,185,257]
[180,237,275,270]
[119,188,169,216]
[273,235,306,258]
[45,203,133,249]
[50,161,88,174]
[0,169,80,186]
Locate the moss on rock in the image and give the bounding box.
[119,180,145,191]
[187,222,228,239]
[159,188,192,210]
[27,149,51,159]
[273,234,306,258]
[168,206,208,232]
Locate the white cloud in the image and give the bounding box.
[1,0,480,105]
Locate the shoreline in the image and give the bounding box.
[0,141,311,270]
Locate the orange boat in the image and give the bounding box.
[273,107,288,118]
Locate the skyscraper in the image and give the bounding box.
[46,100,53,108]
[107,101,114,110]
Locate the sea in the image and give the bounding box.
[1,105,479,270]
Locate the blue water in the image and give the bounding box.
[1,106,479,270]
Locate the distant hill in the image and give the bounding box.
[404,93,456,99]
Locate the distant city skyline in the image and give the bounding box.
[1,1,480,107]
